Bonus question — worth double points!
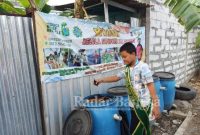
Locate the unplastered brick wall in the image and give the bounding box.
[147,0,200,84]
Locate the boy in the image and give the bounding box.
[94,42,160,135]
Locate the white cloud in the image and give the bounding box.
[47,0,75,6]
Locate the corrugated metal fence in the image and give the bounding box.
[42,69,125,135]
[0,15,126,135]
[0,16,43,135]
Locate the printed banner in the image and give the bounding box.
[35,12,145,83]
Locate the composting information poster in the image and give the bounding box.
[35,12,145,83]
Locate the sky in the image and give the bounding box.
[47,0,75,6]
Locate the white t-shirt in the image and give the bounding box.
[117,60,153,108]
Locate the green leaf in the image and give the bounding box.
[195,32,200,48]
[171,0,190,18]
[0,6,7,13]
[41,4,51,13]
[0,2,26,15]
[168,0,178,10]
[3,1,14,7]
[190,0,200,7]
[17,0,30,8]
[164,0,172,5]
[60,9,74,17]
[35,0,49,10]
[165,0,200,32]
[165,0,200,48]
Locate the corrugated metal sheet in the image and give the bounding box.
[42,69,125,135]
[0,16,43,135]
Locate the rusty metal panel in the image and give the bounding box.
[0,15,43,135]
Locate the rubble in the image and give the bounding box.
[174,100,192,110]
[169,110,187,119]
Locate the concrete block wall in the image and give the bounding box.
[146,0,200,84]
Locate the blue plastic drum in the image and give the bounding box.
[82,94,121,135]
[153,76,164,112]
[153,72,176,110]
[107,86,131,127]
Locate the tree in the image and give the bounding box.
[74,0,88,19]
[164,0,200,47]
[0,0,51,15]
[59,0,89,19]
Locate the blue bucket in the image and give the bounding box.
[107,86,131,127]
[82,94,121,135]
[153,76,164,112]
[153,72,176,110]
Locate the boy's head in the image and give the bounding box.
[120,42,136,66]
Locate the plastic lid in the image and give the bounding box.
[82,94,116,108]
[63,109,92,135]
[107,86,128,96]
[153,72,175,80]
[153,76,159,81]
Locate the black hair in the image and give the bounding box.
[119,42,136,54]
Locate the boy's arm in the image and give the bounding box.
[140,63,160,118]
[147,82,158,100]
[147,82,160,119]
[94,69,125,86]
[94,75,121,86]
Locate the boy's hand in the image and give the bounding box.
[152,103,160,119]
[93,79,102,86]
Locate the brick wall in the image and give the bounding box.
[146,0,200,84]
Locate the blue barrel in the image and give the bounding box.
[107,86,131,127]
[82,94,121,135]
[153,76,164,112]
[153,72,176,110]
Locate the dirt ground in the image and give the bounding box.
[152,79,200,135]
[183,80,200,135]
[151,114,184,135]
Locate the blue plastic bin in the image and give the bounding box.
[107,86,131,127]
[153,72,176,110]
[82,94,121,135]
[153,76,164,112]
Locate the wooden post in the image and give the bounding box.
[102,0,109,23]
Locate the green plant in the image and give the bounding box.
[164,0,200,47]
[0,0,51,15]
[59,9,74,17]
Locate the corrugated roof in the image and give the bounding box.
[54,0,150,11]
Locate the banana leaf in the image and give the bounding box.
[165,0,200,47]
[0,0,50,15]
[41,4,51,13]
[196,32,200,47]
[0,7,6,13]
[17,0,30,8]
[35,0,49,10]
[0,2,25,15]
[165,0,200,29]
[190,0,200,7]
